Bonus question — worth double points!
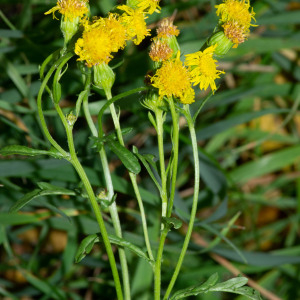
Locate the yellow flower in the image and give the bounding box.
[215,0,255,32]
[185,45,225,93]
[102,13,127,52]
[151,53,195,104]
[149,38,173,62]
[118,5,150,45]
[45,0,89,21]
[138,0,161,14]
[75,16,126,67]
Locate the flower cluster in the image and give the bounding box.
[149,19,225,104]
[46,0,161,66]
[215,0,256,48]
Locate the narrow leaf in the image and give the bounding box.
[53,81,61,104]
[0,213,39,225]
[75,233,153,265]
[9,184,76,212]
[107,140,141,174]
[75,90,88,117]
[133,146,161,192]
[0,145,67,159]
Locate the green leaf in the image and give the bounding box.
[0,213,39,225]
[75,90,88,117]
[230,145,300,183]
[169,274,262,300]
[148,111,157,130]
[75,234,99,263]
[196,108,289,140]
[21,270,66,300]
[0,145,67,159]
[53,81,61,103]
[208,277,262,300]
[0,286,18,300]
[9,183,76,212]
[107,140,141,174]
[0,29,23,38]
[75,233,153,265]
[108,234,153,264]
[133,146,161,192]
[98,193,117,208]
[162,217,183,230]
[3,58,28,97]
[200,212,244,255]
[170,273,219,300]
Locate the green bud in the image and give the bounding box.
[61,16,80,47]
[166,35,180,58]
[142,90,167,113]
[93,62,115,97]
[208,31,233,56]
[97,189,108,201]
[66,111,77,126]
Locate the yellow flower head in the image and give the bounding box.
[151,53,195,104]
[102,13,127,52]
[75,16,126,67]
[45,0,89,21]
[185,45,225,93]
[138,0,161,14]
[223,21,247,47]
[157,18,180,38]
[215,0,255,31]
[118,5,150,45]
[149,38,173,62]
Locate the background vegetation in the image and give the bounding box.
[0,0,300,299]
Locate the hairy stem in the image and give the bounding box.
[167,97,179,217]
[154,229,168,300]
[105,90,154,262]
[163,105,200,300]
[82,75,131,300]
[155,110,168,217]
[53,102,124,300]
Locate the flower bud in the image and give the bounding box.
[61,16,80,46]
[93,63,115,96]
[66,111,77,126]
[142,90,167,112]
[207,31,233,56]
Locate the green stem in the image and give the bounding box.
[82,77,131,300]
[163,105,200,300]
[37,53,73,157]
[154,229,168,300]
[167,97,179,217]
[105,90,154,262]
[54,102,124,300]
[155,110,168,217]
